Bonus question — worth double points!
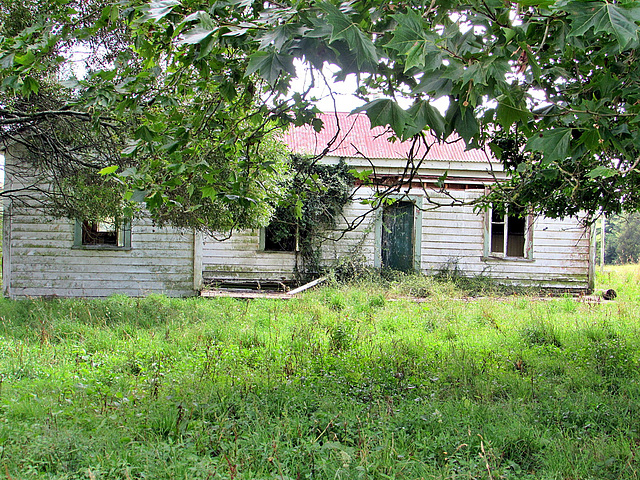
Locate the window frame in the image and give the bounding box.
[259,223,299,253]
[484,207,534,261]
[73,218,132,250]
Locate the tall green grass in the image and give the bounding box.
[0,268,638,478]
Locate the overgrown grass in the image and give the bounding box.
[0,267,639,478]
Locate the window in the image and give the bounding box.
[487,207,531,259]
[262,218,298,252]
[74,218,131,249]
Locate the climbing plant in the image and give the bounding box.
[268,156,354,279]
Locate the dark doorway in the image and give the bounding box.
[381,201,415,272]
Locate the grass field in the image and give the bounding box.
[0,267,639,479]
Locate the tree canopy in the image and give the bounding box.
[1,0,640,230]
[600,212,640,264]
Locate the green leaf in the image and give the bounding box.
[144,0,180,22]
[178,27,216,45]
[460,63,488,87]
[496,95,530,129]
[259,24,310,51]
[135,125,156,142]
[515,0,555,6]
[502,27,517,43]
[21,76,40,96]
[14,51,36,66]
[201,187,217,199]
[569,2,640,49]
[349,169,372,181]
[98,165,119,175]
[526,50,542,82]
[386,12,441,72]
[587,166,618,178]
[60,77,81,89]
[130,190,148,203]
[435,171,448,188]
[122,141,141,156]
[540,168,559,180]
[317,1,378,68]
[246,51,296,85]
[445,104,479,145]
[405,101,446,139]
[352,99,413,139]
[413,73,453,96]
[525,128,572,164]
[294,199,303,218]
[0,54,14,69]
[146,192,164,209]
[489,142,503,159]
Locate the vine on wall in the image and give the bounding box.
[268,155,354,280]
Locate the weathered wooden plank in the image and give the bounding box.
[8,228,187,242]
[10,286,195,298]
[11,241,193,253]
[204,266,297,276]
[534,238,591,248]
[420,241,484,250]
[12,266,193,278]
[422,258,589,273]
[10,223,73,233]
[419,248,591,262]
[202,238,259,247]
[422,213,484,223]
[288,277,327,295]
[203,271,297,280]
[11,261,194,274]
[11,279,194,291]
[203,250,297,259]
[11,245,193,258]
[485,266,591,276]
[420,227,483,237]
[202,246,262,256]
[201,289,292,299]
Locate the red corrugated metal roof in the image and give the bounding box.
[283,112,489,162]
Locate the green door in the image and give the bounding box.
[381,201,415,272]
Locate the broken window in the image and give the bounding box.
[262,209,298,252]
[74,218,131,249]
[489,207,530,258]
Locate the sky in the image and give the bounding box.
[294,62,449,114]
[291,62,366,113]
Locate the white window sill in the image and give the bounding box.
[481,255,534,263]
[257,250,298,254]
[72,245,132,251]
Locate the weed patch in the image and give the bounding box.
[0,268,638,478]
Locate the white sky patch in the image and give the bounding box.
[290,60,449,115]
[290,61,365,113]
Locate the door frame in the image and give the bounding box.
[374,195,423,272]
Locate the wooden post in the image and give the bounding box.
[193,231,204,292]
[600,213,605,274]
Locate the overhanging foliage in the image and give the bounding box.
[1,0,640,225]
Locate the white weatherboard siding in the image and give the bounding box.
[319,197,377,268]
[202,230,298,282]
[419,191,591,288]
[201,195,379,281]
[3,154,196,298]
[199,187,592,291]
[318,188,592,290]
[4,211,196,298]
